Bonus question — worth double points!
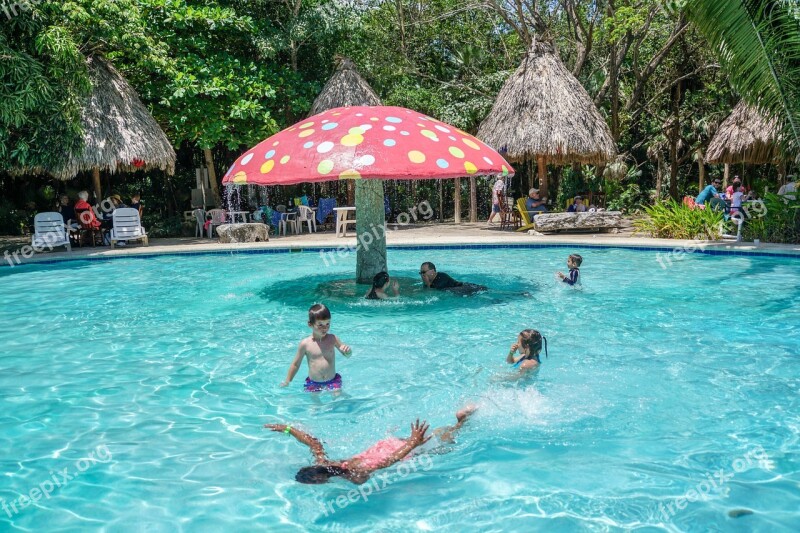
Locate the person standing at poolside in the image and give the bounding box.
[280,303,352,392]
[487,177,505,226]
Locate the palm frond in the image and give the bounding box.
[686,0,800,161]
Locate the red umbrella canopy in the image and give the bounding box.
[222,106,514,185]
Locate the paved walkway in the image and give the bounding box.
[2,222,799,268]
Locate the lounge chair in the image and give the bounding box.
[110,208,149,248]
[515,198,536,232]
[32,212,72,252]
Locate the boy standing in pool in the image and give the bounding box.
[280,303,352,392]
[557,254,582,286]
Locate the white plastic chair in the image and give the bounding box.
[206,208,226,238]
[275,205,297,234]
[110,208,148,248]
[32,212,71,252]
[192,209,205,238]
[296,205,317,234]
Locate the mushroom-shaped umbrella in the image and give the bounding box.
[222,105,514,283]
[223,106,513,185]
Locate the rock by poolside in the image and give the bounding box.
[216,223,269,243]
[533,211,624,233]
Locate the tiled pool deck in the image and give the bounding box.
[2,222,799,268]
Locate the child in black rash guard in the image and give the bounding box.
[557,254,582,286]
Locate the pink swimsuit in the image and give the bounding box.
[343,437,406,470]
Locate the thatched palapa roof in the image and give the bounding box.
[310,57,381,114]
[11,55,176,179]
[477,40,616,166]
[706,101,781,164]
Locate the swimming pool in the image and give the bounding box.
[0,246,798,531]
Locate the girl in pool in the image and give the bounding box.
[506,329,547,373]
[265,406,476,484]
[365,271,400,300]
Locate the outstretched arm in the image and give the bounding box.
[367,420,430,472]
[265,424,328,464]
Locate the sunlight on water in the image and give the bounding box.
[0,247,798,531]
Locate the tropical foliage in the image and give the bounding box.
[742,193,800,243]
[634,199,725,240]
[0,0,798,239]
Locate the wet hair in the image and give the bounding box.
[308,303,331,325]
[421,262,436,272]
[569,254,583,267]
[519,329,547,361]
[372,271,390,288]
[295,465,347,484]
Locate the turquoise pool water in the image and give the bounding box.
[0,247,798,531]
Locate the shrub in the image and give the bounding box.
[634,199,725,240]
[742,193,800,244]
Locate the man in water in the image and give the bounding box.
[419,262,486,294]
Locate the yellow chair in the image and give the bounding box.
[515,198,536,232]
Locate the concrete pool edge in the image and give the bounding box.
[2,232,800,269]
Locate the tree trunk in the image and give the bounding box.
[355,180,387,285]
[469,176,477,222]
[723,163,730,189]
[668,83,681,200]
[655,152,663,199]
[696,148,705,193]
[203,148,221,206]
[537,156,548,199]
[454,178,461,223]
[92,168,102,202]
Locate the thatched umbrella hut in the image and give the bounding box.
[310,57,386,283]
[706,101,783,187]
[310,57,381,114]
[477,40,616,199]
[12,55,176,200]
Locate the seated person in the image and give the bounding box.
[130,193,143,216]
[365,272,399,300]
[57,194,76,226]
[525,188,547,218]
[695,178,721,206]
[567,196,587,213]
[74,191,101,230]
[778,177,797,201]
[419,262,486,294]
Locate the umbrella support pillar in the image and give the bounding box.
[92,168,102,202]
[469,177,477,222]
[355,179,387,285]
[454,178,461,224]
[537,156,548,199]
[723,163,730,189]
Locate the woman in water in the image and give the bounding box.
[365,271,400,300]
[265,406,476,484]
